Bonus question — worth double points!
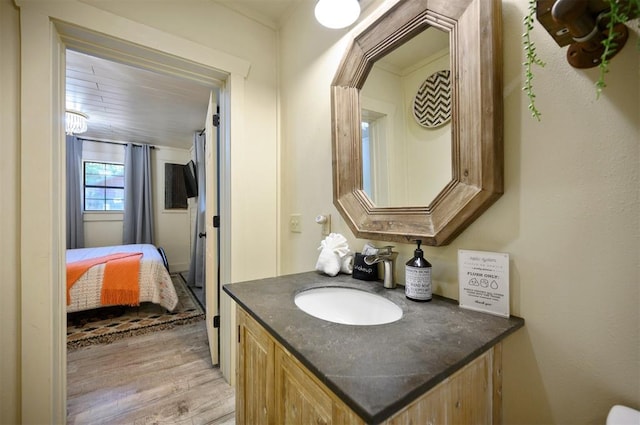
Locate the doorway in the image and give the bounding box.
[64,46,226,416]
[18,5,254,421]
[64,35,224,355]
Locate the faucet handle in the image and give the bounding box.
[361,245,397,288]
[377,245,395,255]
[363,246,397,265]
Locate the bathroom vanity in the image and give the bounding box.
[223,272,524,424]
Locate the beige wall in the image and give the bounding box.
[152,147,194,272]
[279,1,639,424]
[0,1,21,423]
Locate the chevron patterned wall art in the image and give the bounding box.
[413,69,451,128]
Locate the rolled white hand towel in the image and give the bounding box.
[340,252,354,274]
[315,248,341,276]
[315,233,352,277]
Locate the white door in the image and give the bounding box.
[205,91,219,365]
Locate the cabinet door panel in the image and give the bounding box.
[275,347,333,425]
[386,386,447,425]
[448,350,492,424]
[238,310,274,425]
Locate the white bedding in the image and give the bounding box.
[66,244,179,313]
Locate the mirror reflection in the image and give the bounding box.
[360,27,450,207]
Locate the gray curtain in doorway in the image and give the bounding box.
[66,135,84,249]
[123,143,155,245]
[188,132,206,289]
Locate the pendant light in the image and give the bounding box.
[65,110,88,135]
[315,0,360,29]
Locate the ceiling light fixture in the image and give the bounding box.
[315,0,360,29]
[65,110,88,135]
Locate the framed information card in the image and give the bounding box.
[458,250,510,317]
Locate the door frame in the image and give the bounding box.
[17,2,248,422]
[204,90,220,365]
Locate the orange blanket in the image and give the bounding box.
[66,252,143,306]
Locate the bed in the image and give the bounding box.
[66,243,179,313]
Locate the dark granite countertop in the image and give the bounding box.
[223,271,524,424]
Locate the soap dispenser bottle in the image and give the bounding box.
[405,240,432,302]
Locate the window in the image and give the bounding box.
[361,108,389,205]
[84,161,125,211]
[361,121,372,196]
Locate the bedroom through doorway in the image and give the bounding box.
[63,34,224,412]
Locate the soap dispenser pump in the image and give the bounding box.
[405,240,432,302]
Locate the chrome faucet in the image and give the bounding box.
[364,246,397,289]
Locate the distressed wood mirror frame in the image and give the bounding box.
[331,0,503,246]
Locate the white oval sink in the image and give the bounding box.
[294,287,402,325]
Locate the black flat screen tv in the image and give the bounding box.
[183,160,198,198]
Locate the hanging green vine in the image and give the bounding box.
[596,0,639,97]
[522,0,546,121]
[523,0,640,119]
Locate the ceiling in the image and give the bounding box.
[64,0,380,150]
[377,27,449,73]
[66,50,212,149]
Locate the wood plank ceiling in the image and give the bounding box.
[65,50,212,149]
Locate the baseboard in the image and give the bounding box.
[169,262,189,273]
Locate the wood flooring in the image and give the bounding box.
[67,321,235,424]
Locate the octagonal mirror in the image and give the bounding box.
[331,0,504,246]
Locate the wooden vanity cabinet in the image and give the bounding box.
[274,343,363,424]
[237,307,502,425]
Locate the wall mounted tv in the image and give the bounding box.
[183,160,198,198]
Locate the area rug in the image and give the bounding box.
[67,274,204,350]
